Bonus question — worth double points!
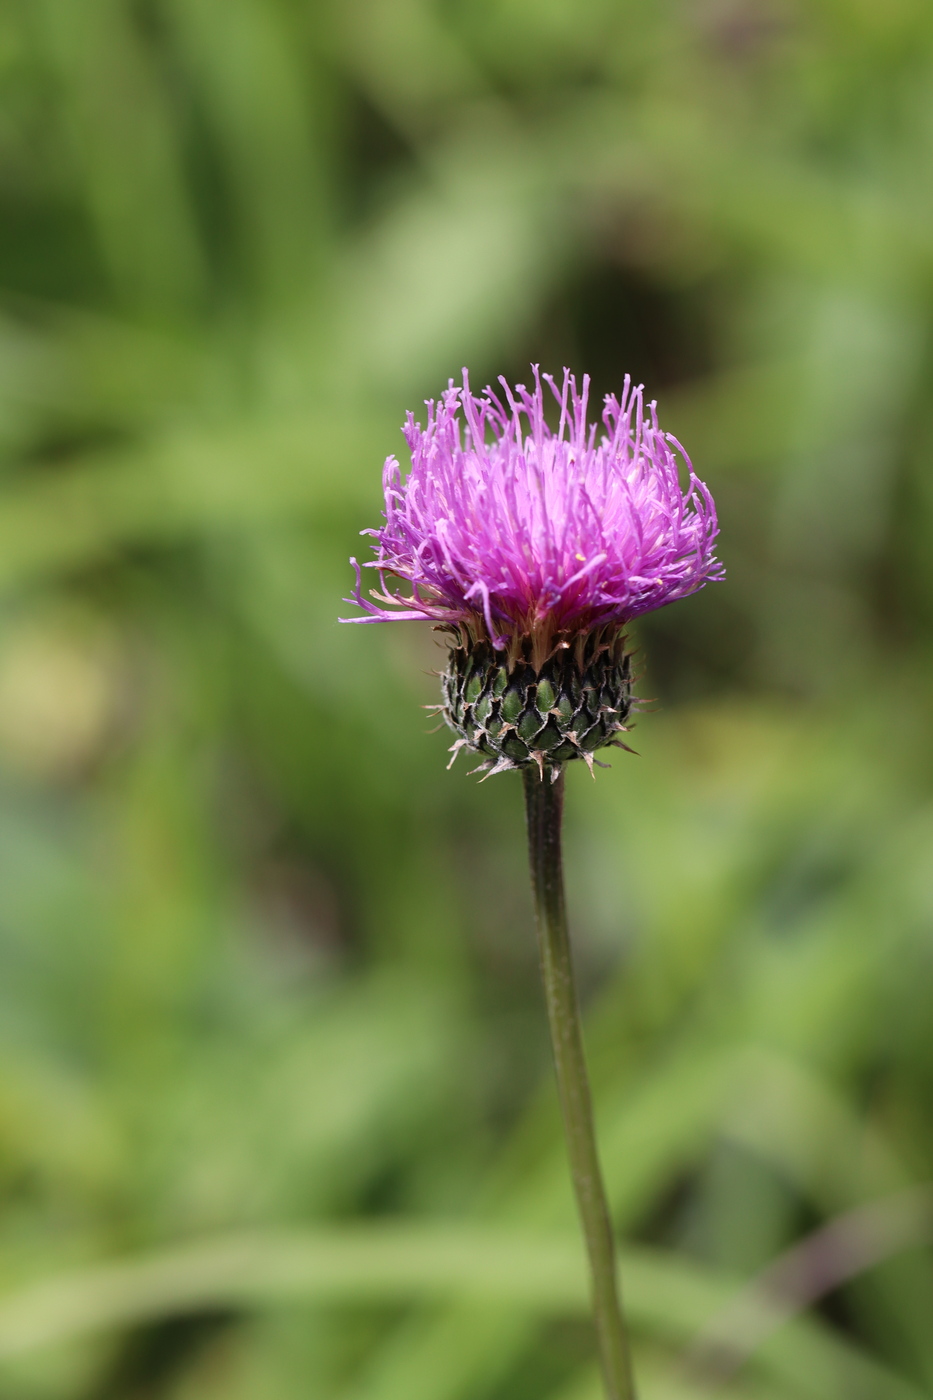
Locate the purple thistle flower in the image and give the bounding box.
[343,370,711,1400]
[343,367,722,664]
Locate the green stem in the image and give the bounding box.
[523,767,637,1400]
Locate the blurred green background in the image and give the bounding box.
[0,1,932,1397]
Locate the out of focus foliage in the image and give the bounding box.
[0,1,932,1397]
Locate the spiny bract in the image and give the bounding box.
[439,630,633,782]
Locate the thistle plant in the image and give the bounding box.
[343,368,721,1400]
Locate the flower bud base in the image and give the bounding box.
[442,631,633,780]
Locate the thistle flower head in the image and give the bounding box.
[343,367,721,668]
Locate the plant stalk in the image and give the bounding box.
[523,767,637,1400]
